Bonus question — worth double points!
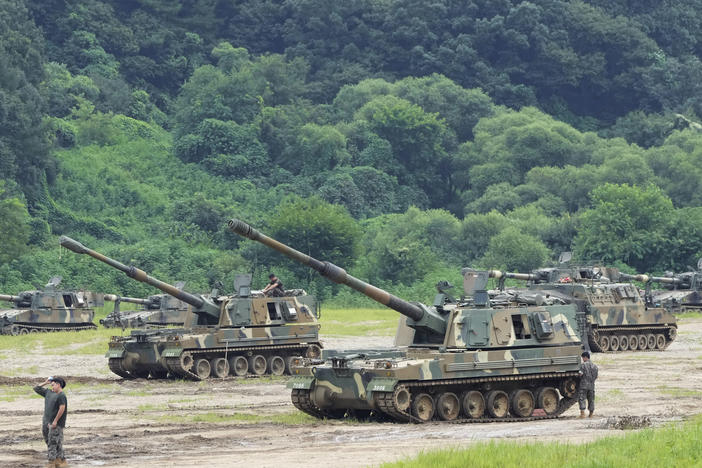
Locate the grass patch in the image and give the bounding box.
[677,311,702,319]
[0,328,130,354]
[0,385,34,401]
[598,388,624,403]
[658,385,702,399]
[320,308,397,336]
[382,416,702,468]
[137,403,168,411]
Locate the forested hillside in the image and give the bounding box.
[2,0,702,303]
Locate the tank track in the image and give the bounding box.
[588,325,677,353]
[136,343,321,381]
[1,323,97,335]
[294,371,580,424]
[108,358,135,379]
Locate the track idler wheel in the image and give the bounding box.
[180,352,194,372]
[667,327,677,341]
[411,393,435,422]
[392,386,411,413]
[461,390,485,419]
[486,390,509,418]
[559,378,578,399]
[436,392,460,421]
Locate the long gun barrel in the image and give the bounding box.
[488,270,539,282]
[228,219,446,334]
[104,294,153,306]
[619,273,683,286]
[0,294,19,303]
[59,236,218,319]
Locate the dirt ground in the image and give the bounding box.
[2,319,701,468]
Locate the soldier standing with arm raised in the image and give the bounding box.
[33,376,68,467]
[578,352,598,418]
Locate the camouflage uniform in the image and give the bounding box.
[578,360,598,413]
[266,279,285,297]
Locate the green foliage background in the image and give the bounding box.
[2,0,702,303]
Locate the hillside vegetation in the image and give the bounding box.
[2,0,702,301]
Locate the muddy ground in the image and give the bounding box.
[2,320,701,468]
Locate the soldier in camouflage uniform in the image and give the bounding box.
[263,273,285,297]
[578,351,598,418]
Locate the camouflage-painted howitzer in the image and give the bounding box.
[0,277,100,335]
[491,267,677,353]
[102,288,191,329]
[229,218,583,423]
[60,236,322,380]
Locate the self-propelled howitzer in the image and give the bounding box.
[0,277,101,335]
[60,236,322,380]
[491,268,677,353]
[102,289,191,329]
[229,219,583,423]
[619,270,702,314]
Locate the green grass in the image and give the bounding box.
[677,311,702,319]
[658,385,702,399]
[0,385,34,401]
[0,327,130,354]
[320,307,398,336]
[598,388,624,403]
[381,416,702,468]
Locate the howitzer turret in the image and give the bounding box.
[60,236,219,322]
[229,218,585,423]
[228,219,446,341]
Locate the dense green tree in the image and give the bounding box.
[0,182,31,263]
[479,227,551,272]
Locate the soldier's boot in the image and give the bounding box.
[46,460,57,468]
[56,458,69,467]
[579,410,586,418]
[588,411,594,418]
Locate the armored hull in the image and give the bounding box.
[229,219,583,423]
[0,278,100,335]
[107,294,322,380]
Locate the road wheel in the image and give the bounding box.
[598,334,610,352]
[29,328,38,333]
[486,390,509,418]
[194,358,211,379]
[411,393,435,422]
[10,325,19,336]
[248,354,267,376]
[655,334,667,350]
[268,355,285,376]
[285,356,301,375]
[19,328,29,335]
[637,334,648,350]
[210,357,229,378]
[618,335,629,351]
[229,355,248,376]
[609,335,620,352]
[535,387,559,415]
[627,335,639,351]
[436,392,460,421]
[646,334,656,350]
[461,390,485,419]
[509,389,535,418]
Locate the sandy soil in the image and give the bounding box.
[1,319,701,468]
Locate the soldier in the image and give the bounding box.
[578,351,598,418]
[262,273,285,297]
[33,376,68,467]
